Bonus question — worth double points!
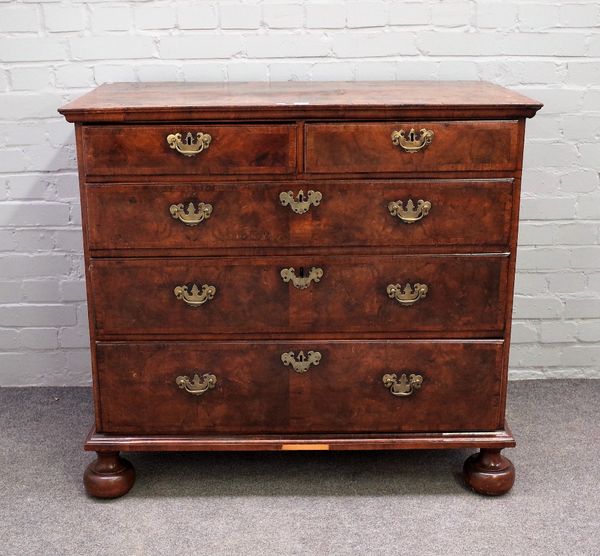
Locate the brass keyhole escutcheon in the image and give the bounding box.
[166,132,212,156]
[280,266,323,290]
[281,350,322,373]
[279,189,322,215]
[391,128,434,153]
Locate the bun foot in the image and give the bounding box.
[84,451,135,499]
[463,449,515,496]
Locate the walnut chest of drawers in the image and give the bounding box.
[59,81,541,498]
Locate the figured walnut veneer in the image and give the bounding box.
[59,81,541,498]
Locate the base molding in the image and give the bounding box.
[84,425,516,498]
[85,424,515,453]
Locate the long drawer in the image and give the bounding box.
[82,124,297,178]
[91,254,508,336]
[86,180,514,251]
[305,121,520,174]
[96,340,504,434]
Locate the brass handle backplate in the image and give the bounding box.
[281,350,322,373]
[280,267,323,290]
[391,128,434,153]
[167,132,211,156]
[383,373,423,396]
[176,373,217,395]
[388,199,431,223]
[387,282,428,306]
[170,202,213,226]
[279,189,322,214]
[174,283,216,306]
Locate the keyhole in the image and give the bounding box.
[299,191,305,202]
[299,266,305,278]
[185,133,193,145]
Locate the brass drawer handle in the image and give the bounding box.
[387,282,428,306]
[174,283,216,306]
[383,373,423,396]
[176,373,217,396]
[279,189,322,214]
[280,267,323,290]
[281,350,321,373]
[166,132,211,156]
[170,202,213,226]
[391,128,434,153]
[388,199,431,224]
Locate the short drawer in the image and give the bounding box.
[86,180,513,251]
[82,124,297,178]
[96,340,503,434]
[90,254,508,337]
[305,121,520,174]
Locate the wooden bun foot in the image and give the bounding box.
[84,451,135,499]
[463,449,515,496]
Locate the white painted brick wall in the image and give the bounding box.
[0,0,598,385]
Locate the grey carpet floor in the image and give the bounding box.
[0,380,598,556]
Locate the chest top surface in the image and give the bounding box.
[58,81,542,122]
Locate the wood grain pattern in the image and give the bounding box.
[83,451,135,499]
[305,121,519,174]
[82,124,297,177]
[90,254,509,336]
[85,426,516,452]
[86,179,514,251]
[59,81,543,122]
[463,448,516,496]
[96,340,503,434]
[58,81,540,497]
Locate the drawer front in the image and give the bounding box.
[305,121,520,174]
[96,340,503,434]
[91,255,508,336]
[82,124,297,177]
[86,180,513,250]
[97,341,288,434]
